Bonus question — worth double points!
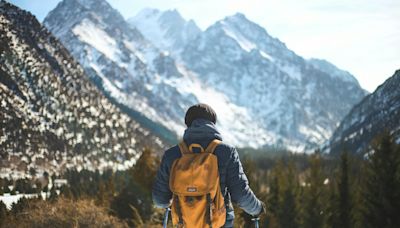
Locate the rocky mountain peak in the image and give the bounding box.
[128,8,201,55]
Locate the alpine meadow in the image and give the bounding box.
[1,0,399,227]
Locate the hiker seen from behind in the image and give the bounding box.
[153,103,266,227]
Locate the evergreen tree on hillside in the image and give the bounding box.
[362,133,400,227]
[301,153,326,228]
[326,151,353,228]
[0,200,8,226]
[96,180,107,206]
[266,162,282,228]
[279,161,298,228]
[112,148,159,224]
[131,148,159,193]
[267,173,281,228]
[325,179,339,228]
[49,185,58,202]
[11,197,30,216]
[337,151,352,228]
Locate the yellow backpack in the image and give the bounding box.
[169,139,226,228]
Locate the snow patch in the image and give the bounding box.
[221,21,256,52]
[259,50,274,62]
[72,19,121,62]
[165,66,276,148]
[0,193,49,209]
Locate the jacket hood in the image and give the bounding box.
[183,118,222,147]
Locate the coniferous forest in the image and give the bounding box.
[1,132,399,228]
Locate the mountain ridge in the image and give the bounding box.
[44,0,278,149]
[128,8,201,57]
[44,2,367,152]
[180,11,367,151]
[328,69,400,155]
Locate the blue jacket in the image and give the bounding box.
[152,119,263,227]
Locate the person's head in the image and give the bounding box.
[185,103,217,127]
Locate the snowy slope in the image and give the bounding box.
[180,13,367,151]
[44,0,272,148]
[0,1,165,176]
[45,2,368,152]
[328,69,400,155]
[308,58,359,84]
[128,9,367,151]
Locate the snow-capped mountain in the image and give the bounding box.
[180,13,367,151]
[44,0,272,148]
[329,69,400,155]
[45,1,368,151]
[128,8,201,57]
[0,1,165,177]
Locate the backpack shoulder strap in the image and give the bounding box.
[178,141,190,155]
[205,139,222,154]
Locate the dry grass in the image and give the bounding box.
[4,197,128,228]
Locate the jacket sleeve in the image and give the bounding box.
[225,148,263,216]
[152,152,173,208]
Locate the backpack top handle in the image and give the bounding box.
[188,143,205,153]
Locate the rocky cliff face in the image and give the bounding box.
[0,1,165,177]
[329,70,400,155]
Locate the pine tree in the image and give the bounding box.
[362,132,400,227]
[49,185,58,202]
[267,173,281,228]
[131,147,159,193]
[352,163,366,228]
[60,185,72,199]
[325,179,339,228]
[267,162,281,228]
[302,153,326,228]
[279,161,298,228]
[0,200,8,226]
[11,197,29,216]
[106,174,116,198]
[337,151,352,228]
[96,180,107,206]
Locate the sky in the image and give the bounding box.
[9,0,400,92]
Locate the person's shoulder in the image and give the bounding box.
[216,141,235,151]
[164,144,180,153]
[162,144,181,160]
[215,141,236,157]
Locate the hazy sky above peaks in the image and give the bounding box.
[10,0,400,92]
